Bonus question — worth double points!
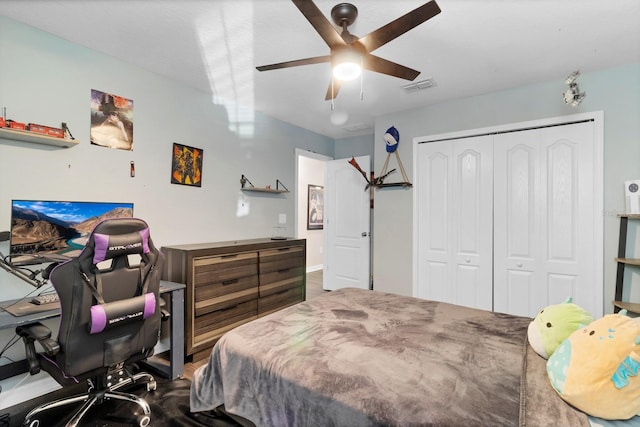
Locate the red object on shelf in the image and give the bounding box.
[0,117,5,127]
[7,120,26,130]
[28,123,65,138]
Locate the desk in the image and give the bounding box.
[0,280,185,380]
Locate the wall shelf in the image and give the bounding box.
[240,175,289,194]
[0,127,78,148]
[242,187,289,194]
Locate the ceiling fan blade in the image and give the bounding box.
[358,0,441,53]
[256,55,331,72]
[364,54,420,81]
[292,0,347,48]
[325,78,342,101]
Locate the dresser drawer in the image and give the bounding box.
[196,275,259,303]
[259,273,304,297]
[258,286,303,316]
[195,286,258,317]
[193,252,257,287]
[259,246,304,272]
[193,299,258,348]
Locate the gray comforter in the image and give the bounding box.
[190,287,589,426]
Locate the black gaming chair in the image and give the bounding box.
[16,218,164,427]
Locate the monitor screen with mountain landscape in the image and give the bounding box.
[9,200,134,265]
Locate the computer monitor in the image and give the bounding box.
[9,200,134,265]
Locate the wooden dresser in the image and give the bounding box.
[161,238,306,361]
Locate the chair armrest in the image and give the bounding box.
[16,322,60,375]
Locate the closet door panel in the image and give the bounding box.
[417,144,452,302]
[452,139,493,310]
[494,131,543,316]
[416,137,492,310]
[542,122,596,315]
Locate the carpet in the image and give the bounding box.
[3,376,240,427]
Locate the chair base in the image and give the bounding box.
[23,372,156,427]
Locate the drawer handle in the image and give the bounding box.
[221,254,238,259]
[222,279,239,286]
[216,304,239,313]
[277,268,290,273]
[275,289,290,296]
[277,248,291,252]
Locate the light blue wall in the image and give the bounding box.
[0,16,334,299]
[0,16,336,380]
[334,134,374,162]
[373,62,640,315]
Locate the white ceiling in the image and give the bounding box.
[1,1,639,139]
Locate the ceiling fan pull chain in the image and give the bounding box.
[360,57,364,101]
[331,79,335,110]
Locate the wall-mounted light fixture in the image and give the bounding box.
[563,70,586,107]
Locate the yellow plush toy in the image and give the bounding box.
[546,311,640,420]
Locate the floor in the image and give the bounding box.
[183,270,326,380]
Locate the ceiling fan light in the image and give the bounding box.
[332,49,362,81]
[333,61,361,81]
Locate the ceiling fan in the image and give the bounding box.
[256,0,441,100]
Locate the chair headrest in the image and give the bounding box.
[92,227,150,265]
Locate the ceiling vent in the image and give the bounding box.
[341,122,371,132]
[402,78,436,94]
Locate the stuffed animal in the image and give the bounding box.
[528,297,594,359]
[546,311,640,420]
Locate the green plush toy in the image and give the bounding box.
[546,311,640,420]
[528,297,594,359]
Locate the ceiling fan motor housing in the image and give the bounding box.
[331,3,358,29]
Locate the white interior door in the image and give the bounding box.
[416,137,493,310]
[494,121,598,317]
[323,156,371,291]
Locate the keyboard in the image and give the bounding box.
[31,293,60,305]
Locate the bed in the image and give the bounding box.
[190,287,595,426]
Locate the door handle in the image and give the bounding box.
[361,232,368,237]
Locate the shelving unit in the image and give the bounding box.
[613,213,640,314]
[0,127,78,148]
[240,174,289,194]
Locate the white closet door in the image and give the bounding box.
[494,122,597,317]
[493,130,544,315]
[417,136,493,310]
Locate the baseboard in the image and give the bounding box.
[306,265,322,273]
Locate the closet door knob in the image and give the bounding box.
[465,258,471,263]
[517,262,523,268]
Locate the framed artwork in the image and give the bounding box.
[171,143,203,187]
[307,184,324,230]
[90,89,134,151]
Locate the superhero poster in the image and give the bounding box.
[171,143,203,187]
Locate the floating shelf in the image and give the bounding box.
[240,175,289,194]
[242,187,289,194]
[0,127,78,148]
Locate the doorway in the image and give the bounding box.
[295,149,331,272]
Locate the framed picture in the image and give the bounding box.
[171,143,203,187]
[307,184,324,230]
